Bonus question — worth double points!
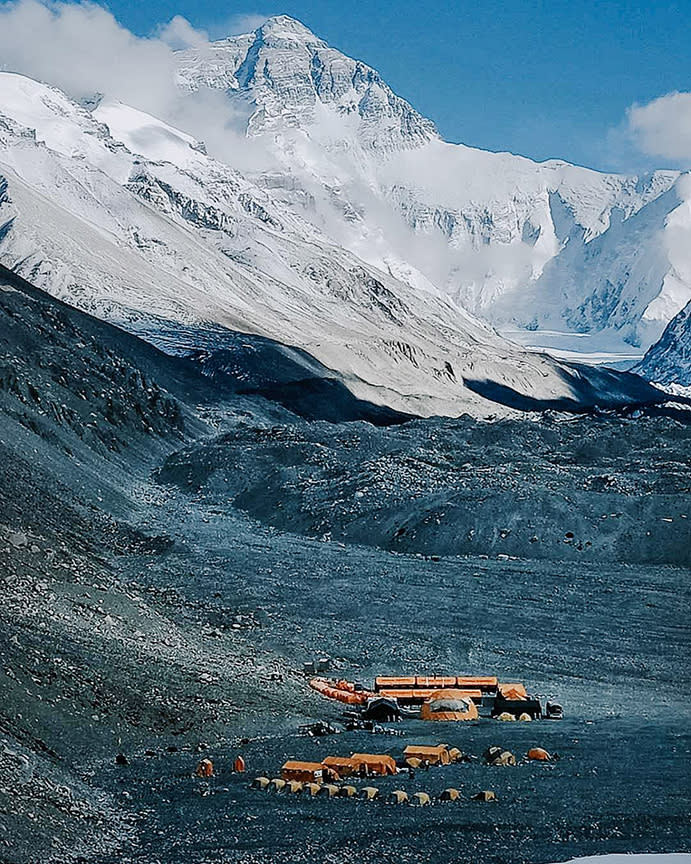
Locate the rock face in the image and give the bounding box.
[637,300,691,385]
[175,17,691,354]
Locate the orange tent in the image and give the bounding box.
[374,676,416,690]
[322,756,358,779]
[309,678,373,705]
[403,744,450,766]
[499,682,527,699]
[350,753,397,776]
[421,690,480,722]
[527,747,552,762]
[380,687,483,704]
[195,758,214,778]
[455,676,498,691]
[415,676,457,688]
[281,761,324,783]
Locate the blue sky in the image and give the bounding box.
[20,0,691,171]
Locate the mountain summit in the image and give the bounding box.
[250,15,326,44]
[177,16,437,148]
[175,22,690,363]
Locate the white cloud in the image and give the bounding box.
[156,14,209,50]
[628,91,691,165]
[0,0,273,171]
[0,0,176,114]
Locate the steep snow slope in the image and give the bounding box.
[636,299,691,386]
[175,16,689,353]
[2,71,662,418]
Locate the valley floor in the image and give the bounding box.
[2,418,690,864]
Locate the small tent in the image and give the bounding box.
[403,744,450,766]
[483,745,516,766]
[362,697,401,723]
[195,758,214,778]
[388,789,409,804]
[439,788,461,802]
[472,789,497,802]
[498,682,527,699]
[527,747,552,762]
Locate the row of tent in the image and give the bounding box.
[309,675,547,721]
[280,744,553,784]
[252,777,497,804]
[280,744,463,783]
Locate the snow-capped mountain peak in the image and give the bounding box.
[2,13,691,392]
[172,24,690,362]
[0,69,667,417]
[176,18,437,149]
[252,15,326,46]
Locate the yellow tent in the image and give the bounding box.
[439,788,461,802]
[388,790,409,804]
[403,744,450,766]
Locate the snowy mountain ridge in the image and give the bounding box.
[3,70,657,419]
[176,15,437,151]
[637,299,691,386]
[0,15,690,398]
[173,16,690,357]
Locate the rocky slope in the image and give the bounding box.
[637,299,691,385]
[1,265,690,864]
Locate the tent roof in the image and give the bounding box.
[351,753,397,765]
[281,760,324,771]
[404,744,448,755]
[499,682,527,698]
[426,689,475,702]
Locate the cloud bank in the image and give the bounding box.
[628,92,691,165]
[0,0,270,170]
